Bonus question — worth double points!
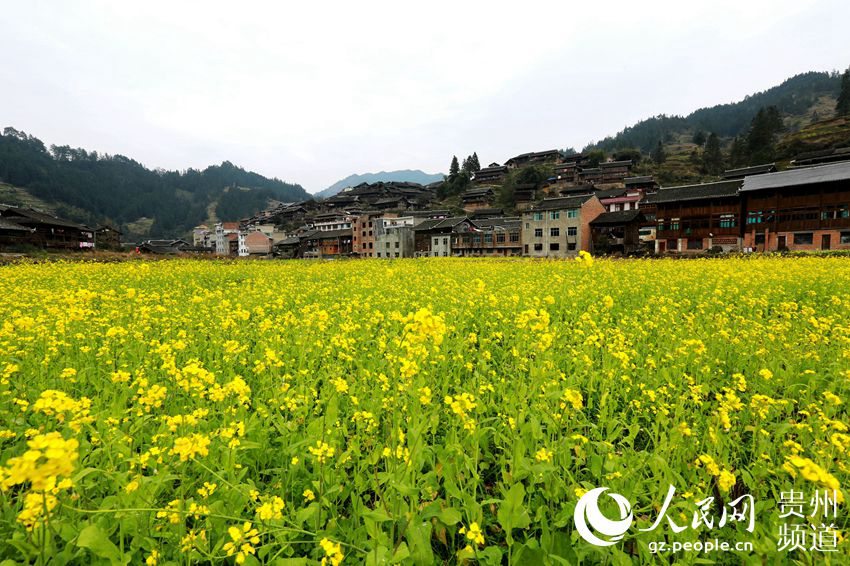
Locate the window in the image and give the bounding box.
[567,209,578,218]
[841,232,850,244]
[755,234,765,245]
[395,241,399,248]
[368,242,373,249]
[377,252,381,257]
[671,219,680,231]
[549,211,560,220]
[510,232,520,242]
[386,242,390,248]
[533,212,544,221]
[719,214,737,228]
[794,232,813,245]
[362,231,366,237]
[368,230,373,236]
[687,238,702,250]
[525,222,530,229]
[533,243,543,251]
[534,228,543,238]
[484,233,493,244]
[550,227,560,237]
[549,243,560,251]
[567,243,576,251]
[395,252,399,257]
[473,235,481,244]
[368,221,373,227]
[524,244,528,253]
[567,227,577,237]
[443,238,448,245]
[496,233,505,243]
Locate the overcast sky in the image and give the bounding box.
[2,1,849,193]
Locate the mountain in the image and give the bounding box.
[588,71,843,154]
[0,127,308,240]
[316,170,444,199]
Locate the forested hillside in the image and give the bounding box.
[589,71,842,153]
[0,128,308,238]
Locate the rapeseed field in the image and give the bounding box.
[0,257,847,564]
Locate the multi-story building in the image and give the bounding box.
[215,222,240,255]
[740,161,850,251]
[521,195,605,257]
[413,217,479,257]
[352,211,385,257]
[453,217,522,256]
[193,224,213,248]
[650,180,743,253]
[473,164,508,184]
[375,216,415,258]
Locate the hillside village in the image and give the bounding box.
[7,145,849,258]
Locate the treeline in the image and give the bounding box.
[0,128,308,237]
[589,71,843,153]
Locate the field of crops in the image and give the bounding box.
[0,256,848,564]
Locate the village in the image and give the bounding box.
[1,146,849,258]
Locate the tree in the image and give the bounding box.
[613,148,642,163]
[652,140,666,164]
[470,152,481,172]
[585,149,606,167]
[837,68,850,117]
[449,155,460,177]
[692,131,706,146]
[746,106,783,164]
[702,133,724,175]
[729,136,747,168]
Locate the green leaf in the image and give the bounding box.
[498,482,531,537]
[437,507,462,526]
[391,542,410,563]
[362,508,393,522]
[76,525,125,565]
[406,520,434,566]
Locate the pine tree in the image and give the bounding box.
[449,155,460,177]
[652,140,666,164]
[470,152,481,172]
[702,133,724,175]
[461,156,470,174]
[692,131,706,146]
[746,106,783,164]
[837,68,850,117]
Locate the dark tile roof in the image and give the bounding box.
[1,206,89,230]
[0,218,30,231]
[530,194,596,211]
[595,188,628,199]
[624,176,655,185]
[591,209,645,226]
[741,161,850,192]
[414,217,476,232]
[649,180,742,204]
[599,160,633,168]
[722,163,776,179]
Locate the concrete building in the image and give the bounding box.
[521,195,605,257]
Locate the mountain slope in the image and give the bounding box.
[0,127,308,239]
[589,71,843,153]
[316,170,444,199]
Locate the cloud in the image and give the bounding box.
[1,0,848,191]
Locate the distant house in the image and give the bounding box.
[301,229,353,258]
[513,184,537,210]
[413,217,478,257]
[95,225,122,250]
[648,179,743,253]
[239,231,273,256]
[521,195,605,257]
[790,147,850,168]
[193,224,213,248]
[215,222,240,255]
[590,210,646,255]
[353,211,385,258]
[453,217,522,257]
[375,216,415,258]
[505,150,562,169]
[473,164,508,185]
[461,187,496,212]
[722,163,777,180]
[137,239,208,254]
[0,205,93,250]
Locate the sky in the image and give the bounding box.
[2,1,849,193]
